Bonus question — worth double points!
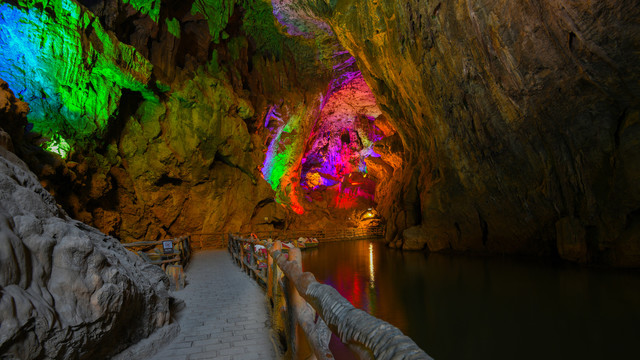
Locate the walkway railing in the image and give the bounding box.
[123,236,191,290]
[228,234,432,360]
[188,227,385,251]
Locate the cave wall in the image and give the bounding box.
[2,0,639,265]
[1,0,362,241]
[291,0,640,265]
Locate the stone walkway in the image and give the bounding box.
[150,250,277,360]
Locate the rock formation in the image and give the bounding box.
[0,143,172,358]
[0,0,638,266]
[276,0,640,265]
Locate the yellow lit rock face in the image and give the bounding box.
[293,0,640,265]
[306,172,323,188]
[6,0,352,241]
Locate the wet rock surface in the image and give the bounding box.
[288,0,640,265]
[0,147,172,359]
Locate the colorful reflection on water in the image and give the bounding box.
[301,240,640,360]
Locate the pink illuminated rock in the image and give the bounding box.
[300,72,383,211]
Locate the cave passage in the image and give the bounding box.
[0,0,639,358]
[260,66,387,219]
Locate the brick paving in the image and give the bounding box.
[150,250,277,360]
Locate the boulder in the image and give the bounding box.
[402,225,428,251]
[0,148,172,359]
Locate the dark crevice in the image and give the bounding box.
[256,198,275,207]
[585,225,599,262]
[271,219,285,230]
[250,198,276,218]
[215,152,236,168]
[568,31,576,50]
[154,174,183,186]
[614,108,627,149]
[100,89,144,151]
[432,3,442,17]
[625,208,640,229]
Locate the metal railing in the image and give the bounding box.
[228,234,432,360]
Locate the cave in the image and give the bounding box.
[1,0,639,359]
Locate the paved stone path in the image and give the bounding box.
[150,250,277,360]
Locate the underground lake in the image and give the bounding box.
[302,240,640,360]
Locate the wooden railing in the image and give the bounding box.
[187,227,385,251]
[123,236,191,267]
[123,236,191,290]
[228,234,432,360]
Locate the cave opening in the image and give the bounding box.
[298,73,383,211]
[259,66,390,228]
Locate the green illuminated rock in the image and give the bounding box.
[123,0,161,22]
[165,17,180,38]
[190,0,236,43]
[112,70,275,241]
[0,0,155,155]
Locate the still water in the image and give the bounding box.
[301,240,640,360]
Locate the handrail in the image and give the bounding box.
[122,235,190,248]
[228,234,432,360]
[175,227,385,251]
[123,235,191,267]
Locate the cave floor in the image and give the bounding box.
[150,250,277,360]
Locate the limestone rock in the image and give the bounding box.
[402,225,428,251]
[0,149,172,359]
[0,128,11,152]
[0,0,154,147]
[291,0,640,265]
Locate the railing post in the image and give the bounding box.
[268,241,282,302]
[250,242,256,279]
[286,248,332,360]
[267,244,274,302]
[240,240,245,272]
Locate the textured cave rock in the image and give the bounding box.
[0,0,154,149]
[0,80,29,152]
[2,0,638,266]
[0,0,302,241]
[0,145,172,359]
[36,0,373,239]
[0,0,391,241]
[284,0,640,265]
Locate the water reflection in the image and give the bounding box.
[369,242,375,289]
[302,240,640,360]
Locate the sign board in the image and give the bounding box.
[162,240,174,254]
